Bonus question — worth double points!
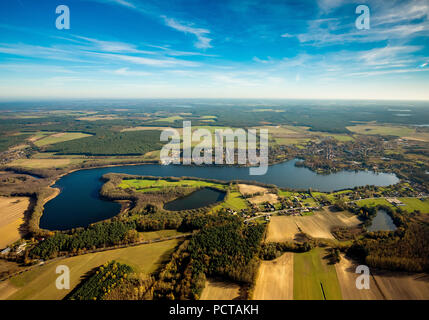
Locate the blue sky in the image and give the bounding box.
[0,0,428,100]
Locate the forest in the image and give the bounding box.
[348,222,429,272]
[67,261,133,300]
[46,130,164,155]
[29,221,137,259]
[148,213,265,299]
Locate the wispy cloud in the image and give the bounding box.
[162,16,212,49]
[280,33,295,38]
[90,52,200,67]
[73,36,154,54]
[109,67,152,76]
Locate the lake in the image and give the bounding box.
[163,188,225,211]
[40,159,399,230]
[367,209,398,232]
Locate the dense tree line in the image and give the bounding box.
[348,222,429,272]
[148,213,265,300]
[47,130,164,155]
[67,261,132,300]
[30,221,136,259]
[187,215,265,283]
[259,240,312,260]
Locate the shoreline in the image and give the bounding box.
[43,158,401,207]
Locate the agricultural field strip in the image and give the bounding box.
[253,252,294,300]
[0,234,191,283]
[2,239,180,300]
[200,279,241,300]
[119,178,227,191]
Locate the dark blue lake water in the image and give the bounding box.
[40,159,399,230]
[163,188,225,211]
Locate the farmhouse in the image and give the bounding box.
[386,198,405,206]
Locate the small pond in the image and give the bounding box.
[163,188,226,211]
[367,209,397,232]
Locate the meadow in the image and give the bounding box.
[119,178,226,191]
[293,248,342,300]
[356,197,429,213]
[34,132,92,147]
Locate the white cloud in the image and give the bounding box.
[162,16,212,49]
[74,36,154,54]
[110,67,152,76]
[92,52,200,67]
[280,33,295,38]
[358,45,422,66]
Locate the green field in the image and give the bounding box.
[356,197,429,213]
[6,239,179,300]
[293,248,342,300]
[119,178,226,191]
[220,191,249,211]
[346,124,415,137]
[399,198,429,213]
[35,132,92,147]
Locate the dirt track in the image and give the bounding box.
[253,253,294,300]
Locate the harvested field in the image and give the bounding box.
[237,184,268,196]
[266,207,360,242]
[0,197,30,248]
[253,253,293,300]
[200,279,241,300]
[0,281,17,300]
[237,184,278,205]
[248,193,279,205]
[336,255,429,300]
[8,158,72,169]
[335,255,384,300]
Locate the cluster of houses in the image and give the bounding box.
[1,242,27,256]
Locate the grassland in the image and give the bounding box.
[253,252,294,300]
[219,191,249,211]
[0,197,30,249]
[3,239,179,300]
[346,124,415,136]
[119,178,226,192]
[153,116,183,123]
[34,132,92,147]
[356,197,429,213]
[200,279,241,300]
[138,229,186,241]
[345,124,429,142]
[293,248,342,300]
